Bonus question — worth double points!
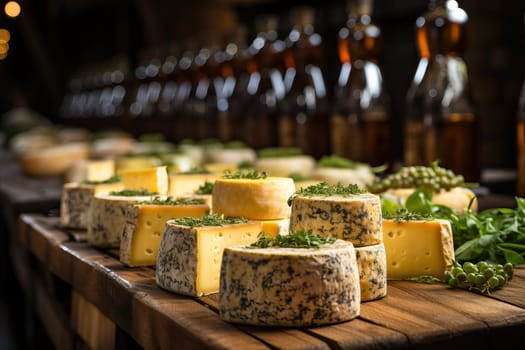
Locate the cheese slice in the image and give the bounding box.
[120,201,210,267]
[355,243,387,301]
[87,194,155,248]
[212,177,295,220]
[168,173,219,197]
[65,159,115,183]
[156,220,263,296]
[219,240,361,326]
[382,219,455,280]
[119,166,168,195]
[60,181,124,229]
[290,193,382,246]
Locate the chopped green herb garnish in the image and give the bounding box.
[137,196,205,206]
[172,213,248,227]
[177,167,211,175]
[294,182,365,197]
[383,208,433,221]
[258,147,303,158]
[249,231,336,249]
[318,155,362,169]
[194,181,214,195]
[237,161,255,169]
[109,189,157,196]
[222,170,267,179]
[82,175,121,185]
[288,172,311,182]
[405,275,442,284]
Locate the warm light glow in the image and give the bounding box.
[0,42,8,55]
[0,29,10,43]
[5,1,21,18]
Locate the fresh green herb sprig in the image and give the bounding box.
[249,230,336,249]
[444,260,514,294]
[172,213,248,227]
[137,196,205,206]
[294,182,365,197]
[383,208,433,222]
[194,181,214,195]
[258,147,303,158]
[83,175,121,185]
[222,169,267,179]
[109,188,157,196]
[317,155,362,169]
[177,167,212,175]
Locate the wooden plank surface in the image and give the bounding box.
[16,213,525,350]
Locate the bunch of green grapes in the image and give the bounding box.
[368,162,464,193]
[444,261,514,294]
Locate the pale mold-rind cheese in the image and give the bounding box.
[355,243,387,301]
[255,155,316,178]
[219,240,361,327]
[290,193,382,246]
[212,177,295,220]
[120,201,210,267]
[155,220,263,297]
[382,219,455,280]
[60,181,124,229]
[87,194,155,248]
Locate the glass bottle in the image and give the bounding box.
[404,0,479,182]
[332,0,390,167]
[517,12,525,196]
[279,6,330,158]
[244,14,286,149]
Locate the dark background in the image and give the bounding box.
[0,0,524,170]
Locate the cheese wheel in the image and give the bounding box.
[290,193,382,246]
[18,142,89,177]
[355,243,387,301]
[87,194,155,248]
[65,159,115,183]
[255,155,316,177]
[60,181,124,229]
[219,240,361,327]
[212,177,295,220]
[156,220,263,296]
[313,166,376,188]
[205,148,257,165]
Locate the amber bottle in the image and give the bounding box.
[404,0,479,182]
[332,0,390,166]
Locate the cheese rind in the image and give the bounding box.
[60,181,124,229]
[219,240,361,327]
[65,159,115,183]
[120,202,210,267]
[156,220,263,296]
[255,155,316,178]
[118,166,168,195]
[290,193,382,246]
[87,194,154,248]
[212,177,295,220]
[355,243,387,301]
[382,219,455,280]
[258,218,290,236]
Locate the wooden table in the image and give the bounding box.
[15,213,525,350]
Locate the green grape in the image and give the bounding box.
[487,276,500,289]
[448,277,458,287]
[463,262,478,274]
[496,274,507,286]
[466,273,477,284]
[474,274,486,286]
[477,261,489,271]
[483,268,494,279]
[451,266,464,277]
[456,272,467,282]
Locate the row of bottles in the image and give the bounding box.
[517,12,525,197]
[60,0,491,183]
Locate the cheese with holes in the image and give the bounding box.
[383,219,454,280]
[87,194,154,248]
[219,240,361,326]
[355,243,387,301]
[60,181,124,229]
[120,201,210,267]
[119,166,168,195]
[290,193,382,246]
[65,159,115,183]
[255,155,316,178]
[212,177,295,220]
[257,218,290,236]
[156,220,263,296]
[168,174,219,197]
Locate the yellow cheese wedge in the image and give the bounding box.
[65,159,115,183]
[257,218,290,236]
[119,166,168,195]
[120,201,210,267]
[255,155,316,177]
[212,177,295,220]
[115,156,162,173]
[168,174,219,197]
[60,181,124,229]
[382,219,455,280]
[156,219,263,296]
